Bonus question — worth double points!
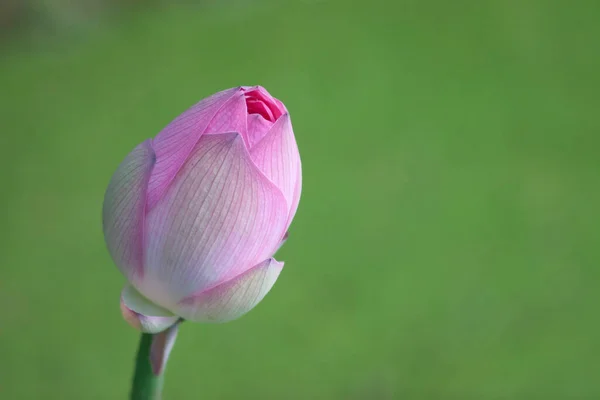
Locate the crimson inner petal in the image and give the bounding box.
[244,89,283,122]
[246,99,275,121]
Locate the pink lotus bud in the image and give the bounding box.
[103,86,301,332]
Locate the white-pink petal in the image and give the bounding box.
[142,133,288,307]
[177,258,284,322]
[120,284,179,334]
[102,140,154,282]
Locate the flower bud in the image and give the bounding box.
[103,86,301,330]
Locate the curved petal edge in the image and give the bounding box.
[177,258,284,323]
[120,284,179,334]
[102,139,155,281]
[250,114,301,214]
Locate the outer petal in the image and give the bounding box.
[250,114,301,218]
[146,87,242,210]
[177,258,284,322]
[150,322,180,375]
[287,162,302,228]
[204,91,248,146]
[102,140,155,281]
[142,133,288,309]
[120,284,179,334]
[247,113,273,149]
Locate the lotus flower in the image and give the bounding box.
[103,86,301,333]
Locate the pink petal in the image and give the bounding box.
[178,258,284,322]
[142,133,288,308]
[120,284,179,334]
[287,161,303,229]
[102,140,154,281]
[150,322,180,375]
[146,87,242,210]
[204,90,249,146]
[247,113,274,149]
[250,114,301,218]
[246,98,275,121]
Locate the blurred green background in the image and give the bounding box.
[1,1,599,399]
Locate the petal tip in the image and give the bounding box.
[220,131,244,144]
[120,299,143,330]
[266,257,285,270]
[276,113,291,125]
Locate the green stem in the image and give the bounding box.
[130,333,164,400]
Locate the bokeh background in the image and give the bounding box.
[1,1,599,399]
